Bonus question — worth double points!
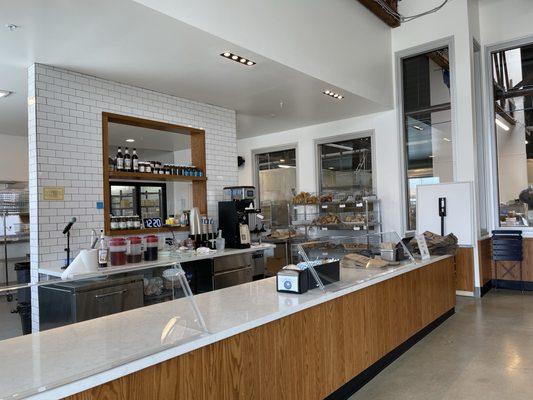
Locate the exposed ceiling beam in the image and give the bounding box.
[495,103,517,126]
[427,51,449,71]
[358,0,400,28]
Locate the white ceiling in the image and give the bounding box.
[0,0,386,139]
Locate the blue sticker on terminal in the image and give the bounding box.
[96,201,104,209]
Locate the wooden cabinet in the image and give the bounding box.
[68,258,455,400]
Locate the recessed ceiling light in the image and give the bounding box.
[221,52,256,66]
[429,155,435,158]
[413,125,424,131]
[5,24,20,32]
[322,90,344,100]
[279,159,285,162]
[526,140,529,145]
[443,137,451,142]
[0,90,12,98]
[126,138,135,143]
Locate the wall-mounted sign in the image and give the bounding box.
[143,217,162,228]
[43,187,64,201]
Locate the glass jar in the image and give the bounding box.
[110,216,119,230]
[126,216,134,229]
[144,235,159,261]
[118,216,127,230]
[133,215,141,229]
[126,236,143,263]
[139,162,145,173]
[146,162,152,173]
[109,237,127,266]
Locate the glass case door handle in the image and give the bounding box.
[94,289,127,299]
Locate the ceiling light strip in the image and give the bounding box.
[323,90,344,100]
[221,52,256,66]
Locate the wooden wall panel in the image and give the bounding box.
[478,237,492,285]
[68,258,455,400]
[455,247,474,292]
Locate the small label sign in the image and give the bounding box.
[43,187,64,201]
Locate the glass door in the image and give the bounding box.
[139,185,166,220]
[110,185,137,217]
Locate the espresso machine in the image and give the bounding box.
[218,186,263,249]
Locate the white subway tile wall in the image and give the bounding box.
[28,64,237,329]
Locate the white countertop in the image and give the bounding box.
[1,255,451,399]
[38,243,275,278]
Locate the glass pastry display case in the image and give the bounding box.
[295,231,415,293]
[287,192,381,263]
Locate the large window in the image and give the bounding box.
[401,47,453,231]
[492,42,533,227]
[255,148,297,228]
[318,136,373,197]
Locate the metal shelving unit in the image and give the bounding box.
[287,195,381,263]
[0,188,29,289]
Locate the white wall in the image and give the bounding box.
[0,133,28,182]
[134,0,393,108]
[28,64,237,330]
[479,0,533,46]
[238,110,401,233]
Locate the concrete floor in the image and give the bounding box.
[350,289,533,400]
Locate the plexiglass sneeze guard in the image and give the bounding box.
[0,253,208,399]
[297,231,415,293]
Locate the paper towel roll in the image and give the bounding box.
[61,249,98,280]
[80,249,98,272]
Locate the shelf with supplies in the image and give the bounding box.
[108,171,207,183]
[107,226,189,236]
[102,112,209,235]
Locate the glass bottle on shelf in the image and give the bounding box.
[108,156,115,172]
[116,147,124,171]
[124,147,131,171]
[132,148,139,172]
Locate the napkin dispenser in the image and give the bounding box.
[276,268,309,294]
[276,260,340,294]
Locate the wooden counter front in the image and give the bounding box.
[68,257,455,400]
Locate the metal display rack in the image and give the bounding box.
[0,188,30,290]
[287,195,381,263]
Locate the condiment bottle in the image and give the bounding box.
[116,147,124,171]
[98,230,108,268]
[132,148,139,172]
[124,147,131,171]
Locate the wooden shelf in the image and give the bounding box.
[108,171,207,182]
[108,226,189,236]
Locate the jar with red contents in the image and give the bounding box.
[109,237,127,266]
[144,235,159,261]
[126,236,143,263]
